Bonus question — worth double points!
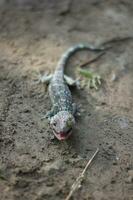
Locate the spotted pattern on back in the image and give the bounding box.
[46,44,105,139]
[49,44,104,115]
[49,79,73,113]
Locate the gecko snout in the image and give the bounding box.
[50,111,75,140]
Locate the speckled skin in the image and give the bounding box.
[49,64,73,115]
[47,44,105,140]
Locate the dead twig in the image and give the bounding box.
[78,36,133,69]
[79,45,112,68]
[65,148,99,200]
[101,36,133,46]
[79,52,105,68]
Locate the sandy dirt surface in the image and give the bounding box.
[0,1,133,200]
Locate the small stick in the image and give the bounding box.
[65,148,99,200]
[101,36,133,46]
[79,52,105,68]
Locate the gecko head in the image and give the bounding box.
[50,111,75,140]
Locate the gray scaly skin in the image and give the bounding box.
[43,44,105,140]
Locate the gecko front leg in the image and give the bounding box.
[42,104,59,120]
[42,109,54,120]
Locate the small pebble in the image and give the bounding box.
[111,73,117,82]
[125,176,133,183]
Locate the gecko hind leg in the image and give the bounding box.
[37,73,80,88]
[32,72,52,85]
[38,73,53,84]
[64,75,80,89]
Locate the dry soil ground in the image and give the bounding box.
[0,1,133,200]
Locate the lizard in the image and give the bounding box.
[39,44,105,140]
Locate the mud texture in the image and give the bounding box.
[0,1,133,200]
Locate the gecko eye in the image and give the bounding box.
[67,120,72,127]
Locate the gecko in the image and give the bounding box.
[39,44,105,140]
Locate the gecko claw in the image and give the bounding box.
[38,72,53,84]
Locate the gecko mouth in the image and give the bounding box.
[53,128,72,140]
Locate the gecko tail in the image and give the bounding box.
[56,43,105,72]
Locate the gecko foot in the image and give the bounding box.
[64,75,81,89]
[32,71,52,85]
[38,72,53,84]
[41,110,54,120]
[72,103,82,117]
